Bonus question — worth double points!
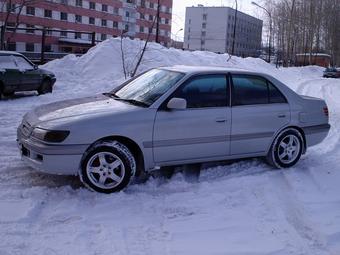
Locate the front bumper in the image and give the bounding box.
[17,129,89,175]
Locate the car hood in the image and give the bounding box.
[24,94,137,126]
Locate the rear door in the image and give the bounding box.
[153,74,231,163]
[13,55,41,91]
[230,74,290,155]
[0,55,22,91]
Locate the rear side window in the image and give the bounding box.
[174,74,228,108]
[232,75,286,105]
[0,55,17,69]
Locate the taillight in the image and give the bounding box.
[323,107,329,117]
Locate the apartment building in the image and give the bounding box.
[184,6,262,57]
[0,0,172,53]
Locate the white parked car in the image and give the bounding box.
[17,66,330,193]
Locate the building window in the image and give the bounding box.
[140,26,144,33]
[60,12,67,21]
[140,0,145,7]
[46,28,52,35]
[113,21,118,28]
[140,13,145,19]
[44,9,52,18]
[126,0,134,3]
[75,32,81,39]
[202,23,206,29]
[101,19,107,27]
[201,31,206,37]
[26,24,35,33]
[75,15,82,23]
[7,3,16,13]
[149,2,154,8]
[25,43,34,52]
[189,19,191,24]
[60,31,67,37]
[148,27,153,34]
[89,2,95,9]
[7,43,16,51]
[201,40,205,45]
[6,22,15,31]
[165,18,169,24]
[113,7,119,14]
[89,17,95,25]
[149,15,153,21]
[44,45,52,52]
[203,14,207,20]
[125,24,129,31]
[101,34,107,40]
[76,0,82,7]
[26,6,35,15]
[126,11,129,17]
[102,4,107,12]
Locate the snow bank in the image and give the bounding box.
[42,37,324,94]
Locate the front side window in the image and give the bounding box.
[113,69,185,107]
[174,75,228,108]
[13,56,33,70]
[0,55,17,69]
[232,75,286,105]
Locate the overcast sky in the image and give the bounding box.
[171,0,265,41]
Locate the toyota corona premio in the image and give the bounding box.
[17,66,330,193]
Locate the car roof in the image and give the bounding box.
[0,51,24,56]
[160,65,261,75]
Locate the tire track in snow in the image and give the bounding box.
[270,171,330,255]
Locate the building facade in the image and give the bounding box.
[184,6,262,57]
[0,0,172,53]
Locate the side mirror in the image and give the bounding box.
[167,97,187,110]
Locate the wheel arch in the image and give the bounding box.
[267,125,307,155]
[84,135,146,176]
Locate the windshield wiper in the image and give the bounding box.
[115,98,149,108]
[103,92,120,98]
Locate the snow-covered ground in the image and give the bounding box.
[1,38,340,255]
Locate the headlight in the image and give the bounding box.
[31,128,70,143]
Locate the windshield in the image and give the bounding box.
[112,69,185,107]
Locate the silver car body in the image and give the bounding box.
[17,66,330,175]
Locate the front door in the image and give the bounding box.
[0,55,22,92]
[153,74,231,163]
[230,74,290,155]
[13,55,41,91]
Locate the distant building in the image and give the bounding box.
[184,6,262,57]
[0,0,172,54]
[295,53,331,68]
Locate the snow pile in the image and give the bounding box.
[0,38,339,255]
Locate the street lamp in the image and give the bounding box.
[172,28,183,48]
[252,1,272,63]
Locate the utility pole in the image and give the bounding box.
[231,0,238,55]
[155,0,160,43]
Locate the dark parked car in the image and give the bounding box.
[323,67,340,78]
[0,51,56,98]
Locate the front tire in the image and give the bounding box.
[266,129,303,168]
[80,141,136,193]
[38,79,52,95]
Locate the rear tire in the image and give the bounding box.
[38,79,52,95]
[266,128,303,168]
[79,141,136,193]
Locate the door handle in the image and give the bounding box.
[215,118,227,123]
[277,114,286,118]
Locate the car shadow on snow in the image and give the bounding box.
[0,92,38,101]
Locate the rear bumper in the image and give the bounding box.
[17,132,89,175]
[303,124,330,147]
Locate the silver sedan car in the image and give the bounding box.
[17,66,330,193]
